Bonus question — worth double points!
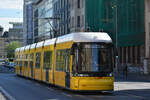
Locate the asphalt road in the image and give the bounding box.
[0,66,150,100]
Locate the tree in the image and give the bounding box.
[6,41,21,58]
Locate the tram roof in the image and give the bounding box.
[15,32,112,51]
[44,38,56,47]
[20,47,26,51]
[15,48,20,52]
[25,45,31,50]
[29,43,36,49]
[56,32,112,44]
[36,41,44,48]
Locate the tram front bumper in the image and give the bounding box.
[71,77,114,91]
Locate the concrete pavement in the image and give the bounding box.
[0,92,6,100]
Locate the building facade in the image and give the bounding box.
[69,0,145,74]
[8,22,24,45]
[24,0,148,73]
[0,26,3,37]
[144,0,150,74]
[24,0,34,45]
[0,38,8,58]
[70,0,85,32]
[53,0,71,37]
[33,0,53,42]
[0,26,6,58]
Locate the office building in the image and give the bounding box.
[0,26,3,37]
[24,0,147,73]
[23,0,34,45]
[33,0,53,42]
[8,22,24,45]
[53,0,71,37]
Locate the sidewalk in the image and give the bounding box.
[0,92,6,100]
[115,72,150,82]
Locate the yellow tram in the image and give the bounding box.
[15,32,114,91]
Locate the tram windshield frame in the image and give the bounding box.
[72,43,114,77]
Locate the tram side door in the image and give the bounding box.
[45,68,49,83]
[20,61,22,75]
[65,53,70,88]
[30,54,34,78]
[30,62,34,78]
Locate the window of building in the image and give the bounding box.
[35,52,41,68]
[137,46,141,64]
[123,47,126,63]
[77,16,80,27]
[128,47,131,63]
[82,15,84,27]
[132,46,135,64]
[43,51,52,70]
[119,47,122,63]
[147,0,150,11]
[77,0,80,8]
[82,0,84,8]
[72,17,74,28]
[71,0,73,9]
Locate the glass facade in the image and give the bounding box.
[27,3,33,44]
[34,0,53,42]
[53,0,70,37]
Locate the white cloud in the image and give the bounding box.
[0,0,23,10]
[0,17,23,31]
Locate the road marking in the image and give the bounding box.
[35,83,40,86]
[61,93,72,97]
[47,87,54,91]
[47,99,59,100]
[0,86,16,100]
[74,95,88,99]
[74,95,96,100]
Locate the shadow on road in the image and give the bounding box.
[16,74,115,97]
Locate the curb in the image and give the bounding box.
[0,87,16,100]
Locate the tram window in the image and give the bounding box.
[43,51,52,70]
[24,54,28,67]
[56,49,70,72]
[56,50,65,71]
[35,52,41,68]
[19,61,22,67]
[72,43,113,73]
[30,54,34,68]
[65,49,70,72]
[17,61,19,66]
[15,55,18,59]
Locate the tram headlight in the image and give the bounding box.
[109,73,113,77]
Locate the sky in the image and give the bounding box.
[0,0,23,31]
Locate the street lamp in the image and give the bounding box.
[112,2,119,73]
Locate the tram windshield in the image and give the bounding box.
[72,43,114,76]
